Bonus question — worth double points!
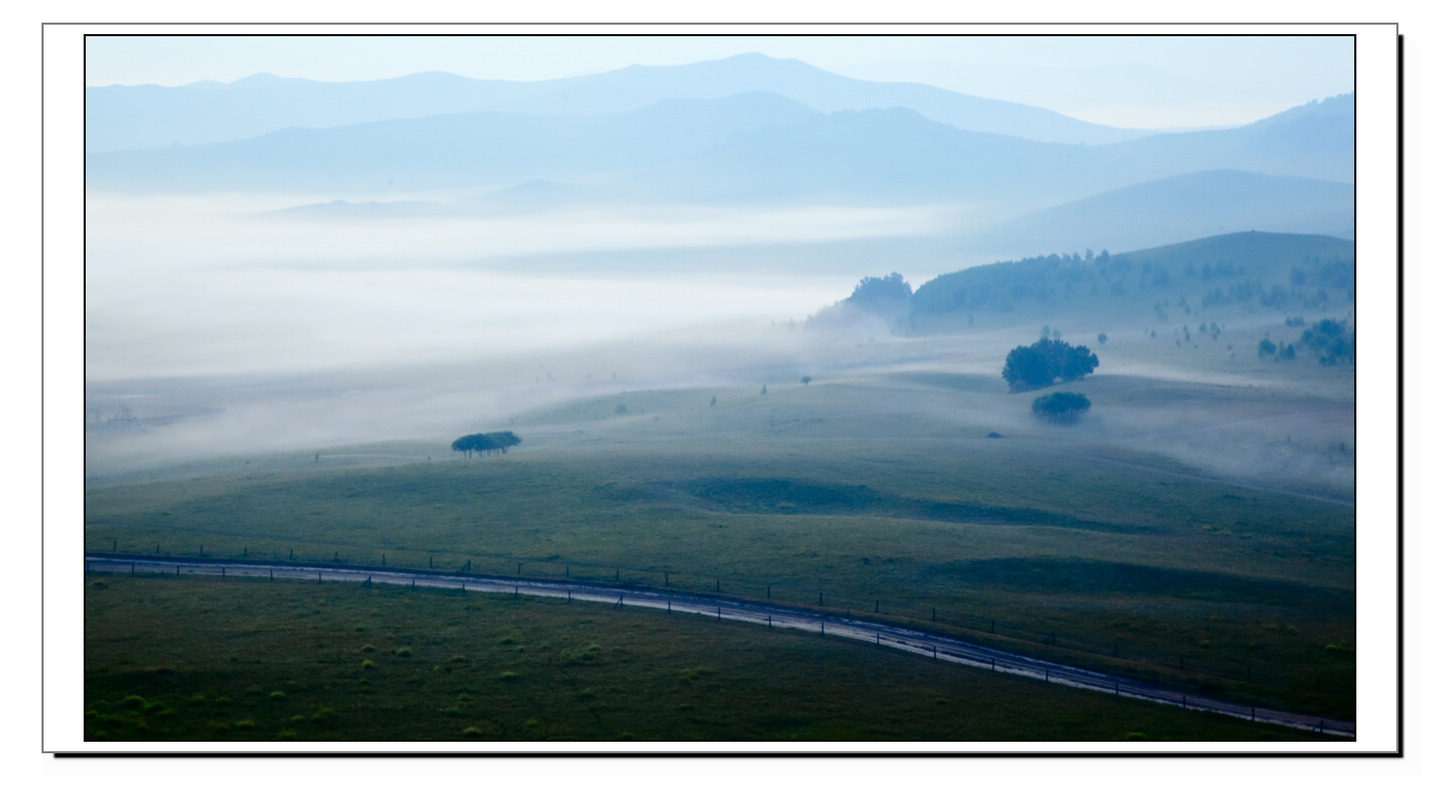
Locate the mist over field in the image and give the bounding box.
[79,39,1363,747]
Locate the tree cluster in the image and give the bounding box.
[846,272,912,312]
[451,431,522,458]
[1031,392,1091,423]
[1002,338,1099,392]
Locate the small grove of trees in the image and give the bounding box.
[451,431,522,458]
[846,272,912,312]
[1002,338,1099,392]
[1258,318,1353,364]
[1032,392,1091,423]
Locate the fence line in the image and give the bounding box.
[84,553,1353,738]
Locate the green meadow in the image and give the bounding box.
[86,352,1355,724]
[85,573,1332,742]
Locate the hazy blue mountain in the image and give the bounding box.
[85,53,1145,153]
[618,96,1353,209]
[88,91,1353,209]
[957,170,1354,259]
[86,71,536,153]
[477,53,1148,145]
[1098,93,1354,184]
[86,92,823,193]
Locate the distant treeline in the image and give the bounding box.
[838,232,1356,329]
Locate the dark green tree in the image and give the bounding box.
[1031,392,1091,423]
[1002,338,1099,392]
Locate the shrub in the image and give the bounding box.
[394,647,412,657]
[1031,392,1091,423]
[121,695,146,709]
[269,691,285,700]
[360,659,376,670]
[360,644,376,653]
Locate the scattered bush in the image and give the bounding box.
[1031,392,1091,423]
[360,644,376,653]
[393,647,412,657]
[360,659,376,670]
[269,691,285,700]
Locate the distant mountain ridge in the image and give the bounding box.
[85,52,1148,152]
[86,91,1355,210]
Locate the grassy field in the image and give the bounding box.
[85,360,1355,721]
[85,573,1333,743]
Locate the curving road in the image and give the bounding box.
[84,554,1355,738]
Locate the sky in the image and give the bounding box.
[84,35,1355,129]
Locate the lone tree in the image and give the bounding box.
[1031,391,1091,423]
[1002,338,1099,392]
[451,431,522,458]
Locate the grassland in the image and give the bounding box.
[86,354,1355,722]
[85,573,1333,742]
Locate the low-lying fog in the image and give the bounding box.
[85,191,1353,503]
[85,192,966,380]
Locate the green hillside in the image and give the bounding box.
[906,232,1355,332]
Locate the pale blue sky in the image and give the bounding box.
[85,35,1354,128]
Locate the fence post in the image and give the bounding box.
[222,567,225,579]
[821,621,824,635]
[290,548,294,560]
[1182,695,1186,709]
[130,563,134,575]
[270,569,273,580]
[318,571,322,584]
[1115,681,1120,696]
[1045,669,1049,683]
[176,565,180,575]
[768,616,771,628]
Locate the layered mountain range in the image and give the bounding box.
[85,52,1354,261]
